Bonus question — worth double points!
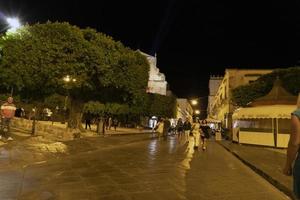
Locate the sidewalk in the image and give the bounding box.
[218,140,293,199]
[40,121,152,136]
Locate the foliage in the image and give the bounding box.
[83,101,105,115]
[43,94,66,110]
[232,67,300,106]
[146,94,177,118]
[83,101,130,116]
[0,22,150,106]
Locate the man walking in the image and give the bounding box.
[163,118,171,140]
[1,97,16,141]
[183,119,192,142]
[113,118,118,131]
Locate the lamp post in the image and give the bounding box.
[62,75,76,124]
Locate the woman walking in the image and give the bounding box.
[200,120,210,151]
[183,119,192,142]
[191,119,201,150]
[176,118,184,138]
[155,118,165,141]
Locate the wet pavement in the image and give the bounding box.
[219,141,293,198]
[0,134,291,200]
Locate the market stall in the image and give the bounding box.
[232,105,296,147]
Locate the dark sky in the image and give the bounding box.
[1,1,300,98]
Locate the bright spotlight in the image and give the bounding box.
[6,17,21,32]
[191,100,198,105]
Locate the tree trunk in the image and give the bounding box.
[67,98,84,132]
[96,117,105,135]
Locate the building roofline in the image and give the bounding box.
[225,68,274,71]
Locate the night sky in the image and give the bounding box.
[1,1,300,99]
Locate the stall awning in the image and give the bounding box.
[205,118,221,123]
[233,105,296,119]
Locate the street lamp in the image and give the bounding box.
[63,75,76,108]
[62,75,76,123]
[191,99,198,106]
[6,17,21,32]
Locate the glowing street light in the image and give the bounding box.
[191,99,198,105]
[62,75,76,123]
[194,110,200,115]
[6,17,21,32]
[63,75,70,82]
[63,75,76,83]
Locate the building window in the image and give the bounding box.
[278,119,291,134]
[238,119,273,132]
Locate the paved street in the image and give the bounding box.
[0,135,291,200]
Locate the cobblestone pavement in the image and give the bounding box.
[0,135,291,200]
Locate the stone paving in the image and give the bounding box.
[219,141,293,198]
[0,134,291,200]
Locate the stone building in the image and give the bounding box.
[138,51,167,96]
[210,69,273,135]
[176,99,193,122]
[207,75,223,117]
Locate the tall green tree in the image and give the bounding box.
[232,67,300,106]
[146,94,177,118]
[0,22,150,130]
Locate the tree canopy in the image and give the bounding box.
[0,22,178,127]
[232,67,300,106]
[0,22,149,106]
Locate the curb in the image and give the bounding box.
[104,132,152,137]
[217,141,295,200]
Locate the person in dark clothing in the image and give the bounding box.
[85,112,92,130]
[183,119,192,142]
[176,118,184,138]
[200,120,210,151]
[113,118,118,131]
[15,108,22,117]
[163,118,171,139]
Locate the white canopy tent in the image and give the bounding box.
[233,105,296,120]
[232,104,296,148]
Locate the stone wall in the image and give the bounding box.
[10,118,74,140]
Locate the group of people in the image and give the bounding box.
[191,119,211,151]
[154,117,211,150]
[84,113,119,131]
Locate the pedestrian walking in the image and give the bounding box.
[108,117,112,130]
[113,118,118,131]
[155,118,164,140]
[0,97,16,141]
[191,119,201,150]
[163,118,171,140]
[85,112,92,130]
[176,118,184,138]
[183,119,192,142]
[200,120,210,151]
[20,107,25,118]
[284,93,300,199]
